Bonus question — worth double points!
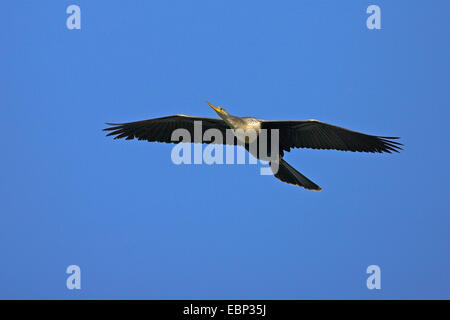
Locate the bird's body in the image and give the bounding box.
[225,116,262,143]
[104,102,402,191]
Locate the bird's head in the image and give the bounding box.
[207,101,229,118]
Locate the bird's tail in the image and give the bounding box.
[271,158,322,191]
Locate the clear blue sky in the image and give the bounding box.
[1,1,449,299]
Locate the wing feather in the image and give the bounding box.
[104,115,233,145]
[262,120,402,153]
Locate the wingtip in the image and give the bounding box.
[303,186,322,192]
[103,122,123,132]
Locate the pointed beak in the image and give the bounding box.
[206,101,220,113]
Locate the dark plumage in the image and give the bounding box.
[104,102,402,191]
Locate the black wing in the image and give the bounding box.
[262,120,402,153]
[103,115,234,145]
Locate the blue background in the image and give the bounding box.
[1,1,449,299]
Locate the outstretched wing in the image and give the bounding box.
[262,120,402,153]
[103,115,233,145]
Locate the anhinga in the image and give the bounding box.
[104,102,402,191]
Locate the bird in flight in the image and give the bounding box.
[104,102,402,191]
